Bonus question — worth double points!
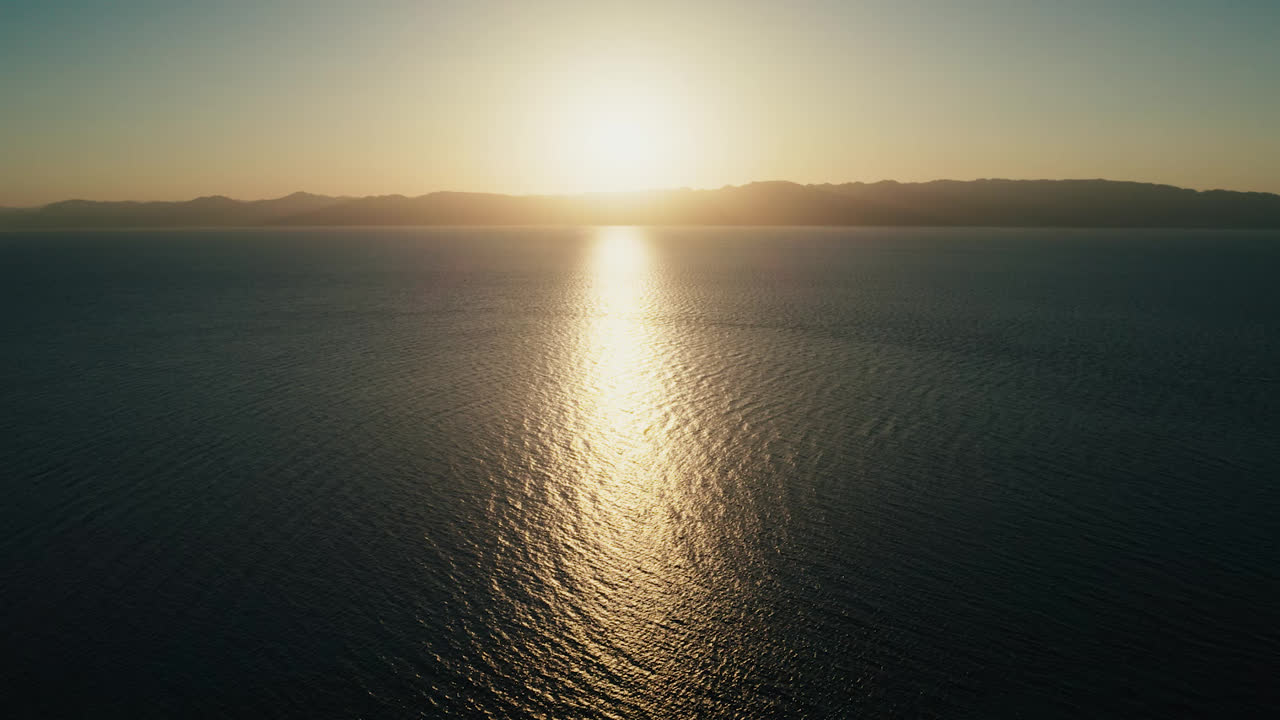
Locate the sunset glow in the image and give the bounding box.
[4,1,1280,717]
[2,1,1278,204]
[573,99,672,192]
[532,58,699,193]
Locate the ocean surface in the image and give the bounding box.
[2,227,1278,718]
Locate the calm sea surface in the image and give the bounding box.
[2,227,1278,718]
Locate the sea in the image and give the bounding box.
[2,227,1278,718]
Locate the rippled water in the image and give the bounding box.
[2,227,1278,717]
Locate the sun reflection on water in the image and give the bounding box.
[577,226,668,548]
[555,227,708,683]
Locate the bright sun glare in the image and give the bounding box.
[579,102,667,188]
[544,63,689,193]
[595,225,648,279]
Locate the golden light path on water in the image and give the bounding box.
[552,227,711,708]
[455,226,798,716]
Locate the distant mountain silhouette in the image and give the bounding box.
[4,180,1280,228]
[3,191,344,228]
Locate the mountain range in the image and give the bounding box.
[4,180,1280,228]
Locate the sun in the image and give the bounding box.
[534,62,691,194]
[576,100,668,191]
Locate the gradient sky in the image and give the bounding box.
[3,0,1278,205]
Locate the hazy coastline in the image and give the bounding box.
[6,179,1280,229]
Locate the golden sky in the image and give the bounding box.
[3,0,1279,205]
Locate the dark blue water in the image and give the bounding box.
[2,227,1278,718]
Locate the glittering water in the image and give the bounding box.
[2,227,1278,717]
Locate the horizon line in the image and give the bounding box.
[7,177,1280,209]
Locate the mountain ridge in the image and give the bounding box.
[4,180,1280,228]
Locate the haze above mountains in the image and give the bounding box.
[4,180,1280,229]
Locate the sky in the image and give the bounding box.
[2,0,1279,205]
